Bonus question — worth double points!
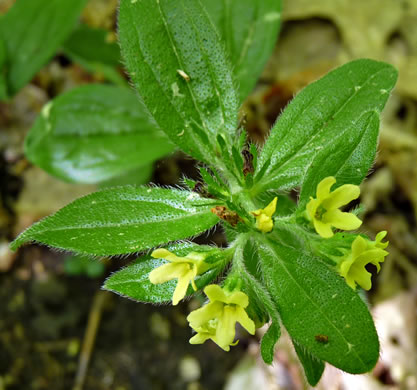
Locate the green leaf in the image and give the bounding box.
[0,0,87,96]
[24,84,174,184]
[293,341,325,386]
[11,186,219,256]
[62,24,126,86]
[255,59,398,194]
[204,0,282,102]
[118,0,238,164]
[260,322,281,365]
[0,35,7,100]
[233,237,281,363]
[299,111,380,206]
[257,236,379,374]
[103,242,224,303]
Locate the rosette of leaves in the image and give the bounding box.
[11,0,398,385]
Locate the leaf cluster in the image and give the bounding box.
[10,0,398,385]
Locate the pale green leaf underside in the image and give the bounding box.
[204,0,281,102]
[258,238,379,374]
[0,0,87,96]
[25,85,174,184]
[118,0,238,163]
[11,187,219,256]
[256,59,397,193]
[104,242,222,303]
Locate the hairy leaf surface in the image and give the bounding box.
[258,237,379,374]
[204,0,281,102]
[11,187,219,255]
[119,0,238,163]
[255,59,397,193]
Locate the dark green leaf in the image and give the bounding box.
[255,59,397,194]
[0,0,87,95]
[257,237,379,374]
[25,85,174,184]
[299,111,379,206]
[118,0,238,163]
[261,322,281,365]
[11,186,219,256]
[204,0,282,102]
[103,242,224,303]
[293,341,325,386]
[62,24,126,86]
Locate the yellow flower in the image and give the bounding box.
[187,284,255,351]
[149,249,209,305]
[306,176,362,238]
[251,197,277,233]
[338,231,389,290]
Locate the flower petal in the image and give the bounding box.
[263,197,278,217]
[172,268,193,305]
[306,198,320,221]
[351,236,367,258]
[375,231,388,249]
[313,219,334,238]
[149,262,184,284]
[349,265,372,290]
[226,291,249,307]
[187,301,223,329]
[235,306,255,334]
[189,332,212,345]
[216,306,237,350]
[322,184,360,210]
[151,248,184,263]
[324,209,362,230]
[316,176,336,199]
[205,284,227,303]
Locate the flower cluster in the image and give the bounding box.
[251,197,277,233]
[306,176,362,238]
[149,248,255,351]
[337,231,389,290]
[307,176,388,291]
[149,248,209,305]
[187,284,255,351]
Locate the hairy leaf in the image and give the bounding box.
[293,341,325,386]
[261,321,281,365]
[204,0,281,102]
[299,111,380,206]
[11,187,219,255]
[255,59,397,194]
[0,0,86,95]
[104,242,224,303]
[118,0,238,163]
[25,85,174,184]
[257,237,379,374]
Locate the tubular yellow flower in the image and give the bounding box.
[337,231,389,290]
[251,197,277,233]
[149,249,210,305]
[306,176,362,238]
[187,284,255,351]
